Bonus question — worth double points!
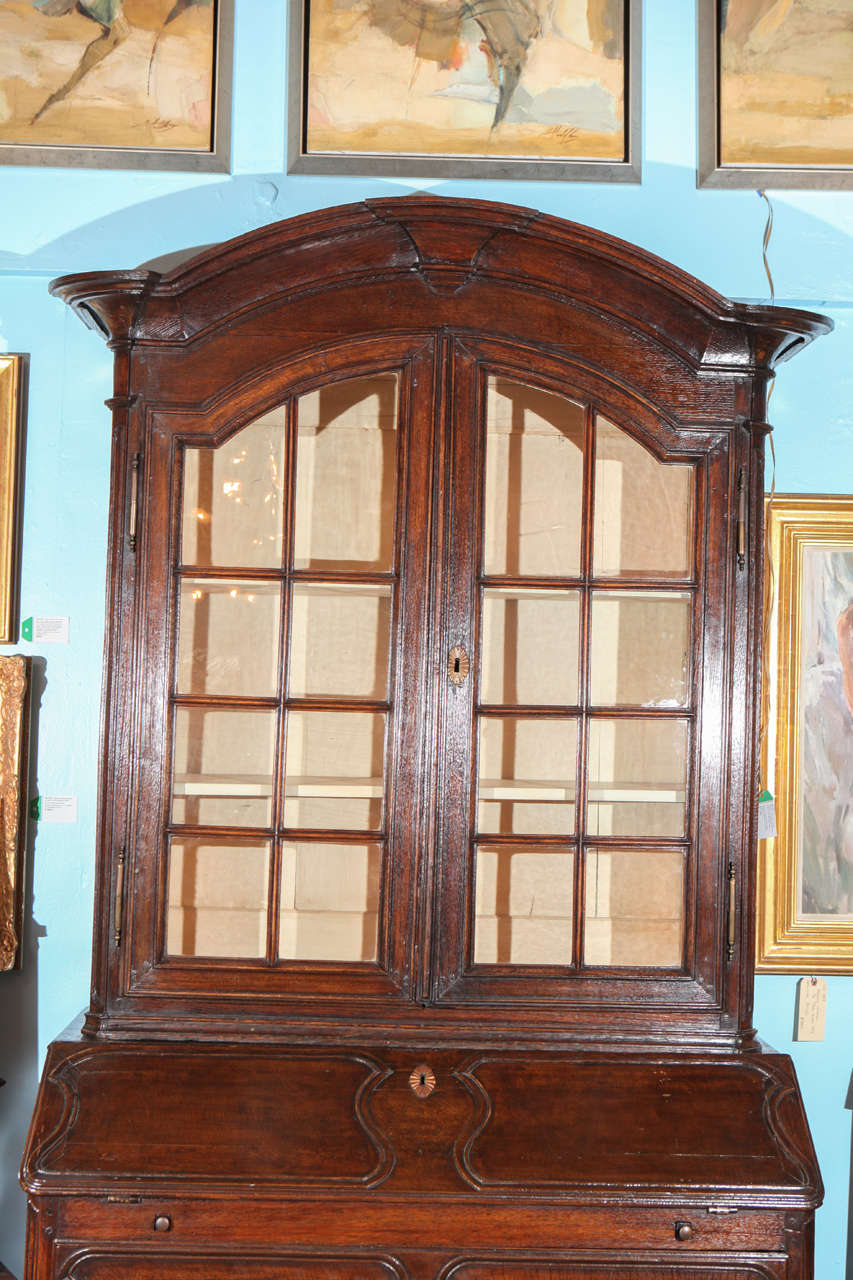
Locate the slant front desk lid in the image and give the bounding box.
[23,1035,821,1209]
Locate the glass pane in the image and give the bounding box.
[288,584,392,700]
[481,589,580,706]
[593,416,694,579]
[589,591,691,708]
[171,708,276,828]
[279,842,380,961]
[474,847,573,965]
[284,711,386,830]
[167,840,269,958]
[177,579,280,697]
[182,408,285,568]
[484,377,585,578]
[294,374,398,571]
[587,718,689,838]
[584,849,684,967]
[478,717,577,835]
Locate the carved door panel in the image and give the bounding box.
[64,1256,407,1279]
[444,1262,787,1279]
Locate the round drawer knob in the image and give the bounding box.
[674,1221,694,1242]
[153,1214,172,1233]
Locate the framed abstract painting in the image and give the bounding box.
[289,0,641,180]
[757,496,853,972]
[698,0,853,188]
[0,0,233,171]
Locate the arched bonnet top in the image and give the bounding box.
[50,195,831,410]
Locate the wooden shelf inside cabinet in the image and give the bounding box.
[23,197,831,1280]
[478,780,686,804]
[172,776,687,804]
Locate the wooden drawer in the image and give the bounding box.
[53,1197,790,1254]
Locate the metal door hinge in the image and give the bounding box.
[128,452,141,551]
[726,861,736,960]
[736,467,747,570]
[113,847,126,947]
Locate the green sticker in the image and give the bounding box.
[29,796,41,821]
[759,789,773,803]
[21,617,33,641]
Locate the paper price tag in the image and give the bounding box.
[794,976,827,1042]
[40,797,78,824]
[22,616,70,644]
[757,789,777,839]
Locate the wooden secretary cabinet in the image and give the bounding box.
[23,198,829,1279]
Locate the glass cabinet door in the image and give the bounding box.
[150,344,705,1005]
[447,368,698,989]
[166,371,409,974]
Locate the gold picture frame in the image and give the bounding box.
[0,356,26,647]
[0,654,30,972]
[757,495,853,972]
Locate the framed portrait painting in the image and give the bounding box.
[289,0,641,181]
[698,0,853,189]
[0,0,233,171]
[757,495,853,972]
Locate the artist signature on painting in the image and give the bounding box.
[546,126,580,141]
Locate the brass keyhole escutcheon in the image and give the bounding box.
[409,1064,436,1098]
[448,645,469,686]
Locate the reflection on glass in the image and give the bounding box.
[586,718,688,838]
[589,591,691,708]
[294,374,398,571]
[182,409,286,568]
[478,717,577,835]
[279,842,380,961]
[474,847,573,964]
[484,377,585,578]
[284,710,386,830]
[171,708,277,828]
[289,584,392,700]
[166,840,269,958]
[593,416,694,579]
[584,848,684,967]
[177,579,280,697]
[481,589,580,706]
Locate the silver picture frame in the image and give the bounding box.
[0,0,234,173]
[697,0,853,190]
[288,0,642,182]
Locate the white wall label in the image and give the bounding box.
[41,796,78,824]
[757,789,777,839]
[22,616,70,643]
[794,976,827,1042]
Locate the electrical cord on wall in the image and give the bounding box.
[758,189,776,304]
[757,189,776,820]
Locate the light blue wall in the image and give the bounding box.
[0,1,851,1276]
